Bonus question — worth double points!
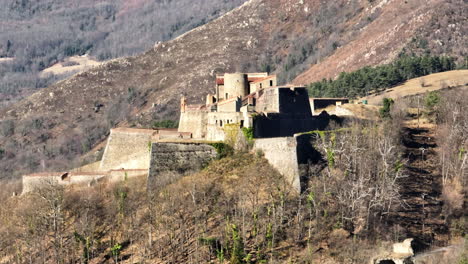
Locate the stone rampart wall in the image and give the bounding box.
[22,176,61,194]
[108,169,148,182]
[178,111,208,139]
[148,142,217,189]
[99,128,154,171]
[256,88,279,113]
[278,88,312,115]
[253,137,300,192]
[254,134,321,193]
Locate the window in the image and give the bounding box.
[225,93,228,99]
[220,120,223,126]
[270,80,273,86]
[259,83,262,89]
[240,120,244,128]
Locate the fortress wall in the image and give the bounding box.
[278,88,312,115]
[257,88,280,113]
[72,161,101,173]
[148,142,217,189]
[218,98,241,112]
[178,111,208,139]
[254,137,301,192]
[109,169,148,182]
[69,173,106,185]
[254,116,330,138]
[22,175,62,194]
[99,128,154,171]
[251,76,276,92]
[206,112,244,141]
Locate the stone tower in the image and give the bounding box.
[223,73,248,99]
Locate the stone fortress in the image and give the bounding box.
[22,72,348,194]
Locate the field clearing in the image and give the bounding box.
[0,57,14,63]
[40,55,102,77]
[361,70,468,105]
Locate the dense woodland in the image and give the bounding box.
[0,0,246,107]
[307,55,468,98]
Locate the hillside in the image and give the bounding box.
[1,88,466,263]
[0,0,246,108]
[293,0,467,84]
[0,0,467,180]
[360,70,468,105]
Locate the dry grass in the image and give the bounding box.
[361,70,468,105]
[40,55,102,77]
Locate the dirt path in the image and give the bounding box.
[391,122,448,251]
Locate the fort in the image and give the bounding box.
[22,72,347,194]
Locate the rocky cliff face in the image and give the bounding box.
[0,0,466,179]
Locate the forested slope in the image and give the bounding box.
[0,0,246,107]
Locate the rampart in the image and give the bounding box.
[178,111,208,139]
[147,142,217,189]
[99,128,156,171]
[253,134,320,193]
[254,137,301,192]
[22,172,107,194]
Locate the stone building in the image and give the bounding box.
[178,72,335,140]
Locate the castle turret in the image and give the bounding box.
[223,73,248,99]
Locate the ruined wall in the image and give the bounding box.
[148,142,217,189]
[99,128,155,171]
[254,137,301,192]
[178,111,208,139]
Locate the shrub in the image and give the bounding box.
[152,120,178,129]
[209,143,234,159]
[0,120,14,137]
[241,127,254,141]
[425,91,440,111]
[379,98,394,119]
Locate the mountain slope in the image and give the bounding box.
[293,0,467,84]
[0,0,246,108]
[0,0,466,179]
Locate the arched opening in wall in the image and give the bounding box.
[240,120,244,128]
[225,93,229,99]
[227,120,230,124]
[260,83,262,89]
[270,80,273,86]
[220,120,223,127]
